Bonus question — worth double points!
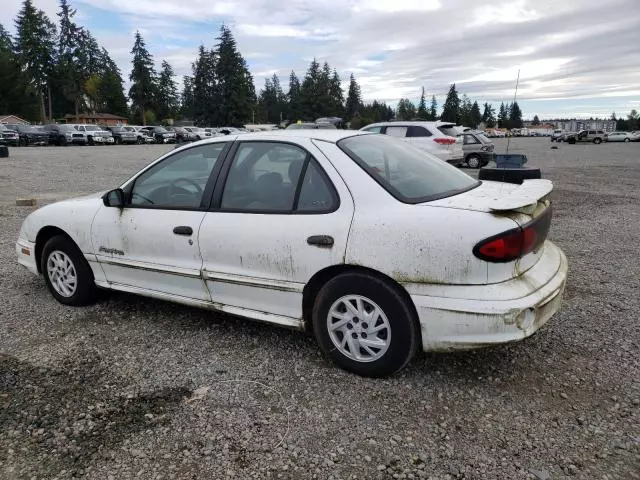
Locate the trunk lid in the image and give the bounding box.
[426,179,554,283]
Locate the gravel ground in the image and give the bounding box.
[1,138,639,480]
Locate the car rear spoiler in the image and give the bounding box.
[489,179,553,213]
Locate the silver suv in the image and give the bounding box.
[567,129,605,144]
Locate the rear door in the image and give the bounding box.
[198,139,354,326]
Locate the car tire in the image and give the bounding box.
[87,136,94,146]
[624,138,630,143]
[115,137,122,145]
[593,138,602,144]
[478,166,542,185]
[41,235,98,306]
[60,137,68,146]
[466,154,481,169]
[312,272,420,377]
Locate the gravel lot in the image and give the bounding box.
[1,138,639,480]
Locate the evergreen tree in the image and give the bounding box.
[288,70,301,122]
[192,44,216,125]
[458,94,472,126]
[470,101,482,128]
[417,87,428,120]
[440,83,459,123]
[299,58,323,120]
[0,23,39,119]
[428,95,438,121]
[509,101,523,128]
[129,31,157,125]
[345,73,362,120]
[396,98,416,120]
[257,75,284,123]
[272,73,288,122]
[497,102,508,128]
[482,102,496,127]
[351,100,394,129]
[97,50,128,118]
[532,114,540,125]
[215,25,255,126]
[55,0,85,120]
[180,75,195,119]
[15,0,57,122]
[157,60,179,121]
[329,69,344,118]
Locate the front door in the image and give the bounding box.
[198,140,354,326]
[91,142,229,301]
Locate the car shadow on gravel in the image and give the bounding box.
[0,352,191,478]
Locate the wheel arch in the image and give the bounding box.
[35,226,76,273]
[302,264,420,333]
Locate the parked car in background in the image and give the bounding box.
[71,124,114,145]
[170,126,197,143]
[316,117,345,128]
[458,131,495,168]
[550,129,564,141]
[287,122,337,130]
[0,124,20,146]
[42,124,87,146]
[183,126,211,141]
[128,126,155,144]
[604,131,635,143]
[566,129,605,144]
[5,124,49,146]
[105,126,137,145]
[141,126,177,144]
[360,121,463,165]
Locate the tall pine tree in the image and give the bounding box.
[509,101,523,128]
[417,87,428,120]
[157,60,179,121]
[299,59,323,120]
[470,101,482,128]
[129,31,157,125]
[497,102,508,128]
[482,102,496,127]
[215,25,255,126]
[428,95,438,121]
[440,83,459,123]
[192,45,217,125]
[0,23,39,119]
[345,73,362,120]
[287,71,301,122]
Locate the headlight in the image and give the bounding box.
[481,145,489,151]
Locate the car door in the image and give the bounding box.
[91,142,230,301]
[198,139,354,326]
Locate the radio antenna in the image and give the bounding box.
[505,68,520,154]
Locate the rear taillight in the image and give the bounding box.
[473,207,552,262]
[434,137,456,145]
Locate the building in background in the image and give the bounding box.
[0,115,30,125]
[63,113,128,126]
[551,119,616,132]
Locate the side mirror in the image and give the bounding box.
[103,188,125,207]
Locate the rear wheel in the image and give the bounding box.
[87,136,94,146]
[624,138,630,143]
[137,136,144,145]
[593,138,602,144]
[115,136,122,145]
[312,272,419,377]
[466,154,481,169]
[41,235,98,306]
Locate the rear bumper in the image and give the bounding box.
[409,241,568,351]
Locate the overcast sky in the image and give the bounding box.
[2,0,639,119]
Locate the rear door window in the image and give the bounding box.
[406,126,432,137]
[463,134,480,145]
[385,126,408,138]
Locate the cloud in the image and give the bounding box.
[0,0,638,118]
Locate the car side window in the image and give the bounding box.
[363,126,383,133]
[296,161,337,212]
[464,134,480,145]
[406,126,431,137]
[385,126,408,138]
[221,142,307,212]
[130,143,227,209]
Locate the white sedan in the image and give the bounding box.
[16,130,568,377]
[604,131,636,142]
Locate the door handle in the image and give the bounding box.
[173,226,193,236]
[307,235,334,247]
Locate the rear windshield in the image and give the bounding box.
[337,134,479,203]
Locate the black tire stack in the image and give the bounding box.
[0,145,8,158]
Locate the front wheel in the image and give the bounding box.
[593,138,602,144]
[312,272,419,377]
[41,235,98,306]
[624,138,630,143]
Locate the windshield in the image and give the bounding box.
[337,134,479,203]
[57,125,75,131]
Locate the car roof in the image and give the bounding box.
[364,121,445,127]
[197,129,368,144]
